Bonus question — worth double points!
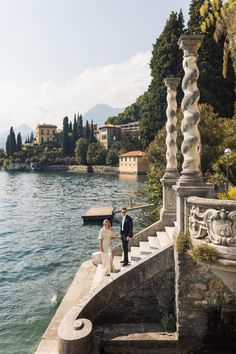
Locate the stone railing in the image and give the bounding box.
[187,197,236,260]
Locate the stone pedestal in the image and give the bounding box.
[173,183,213,233]
[160,173,180,225]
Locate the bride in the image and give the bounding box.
[98,219,119,276]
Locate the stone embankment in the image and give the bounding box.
[3,163,119,174]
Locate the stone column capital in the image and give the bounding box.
[178,35,204,56]
[164,77,181,90]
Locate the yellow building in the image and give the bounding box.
[119,151,147,175]
[36,124,57,144]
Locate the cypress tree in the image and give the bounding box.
[30,132,34,143]
[62,116,70,156]
[140,11,185,147]
[68,121,72,133]
[77,114,84,138]
[7,127,17,155]
[17,132,22,151]
[6,135,10,156]
[89,120,97,143]
[187,0,235,117]
[72,114,78,151]
[84,120,90,142]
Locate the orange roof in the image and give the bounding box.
[119,151,144,157]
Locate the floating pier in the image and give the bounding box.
[82,206,114,223]
[82,203,154,224]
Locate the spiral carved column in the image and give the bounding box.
[173,35,214,233]
[164,77,180,178]
[160,78,180,225]
[178,34,203,185]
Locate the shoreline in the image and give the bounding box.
[1,163,147,175]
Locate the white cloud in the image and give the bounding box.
[0,51,151,133]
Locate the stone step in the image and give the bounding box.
[90,264,106,291]
[94,323,177,354]
[156,231,171,248]
[148,236,160,250]
[165,226,175,242]
[130,246,143,262]
[139,241,152,255]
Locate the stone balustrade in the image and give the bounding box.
[187,196,236,260]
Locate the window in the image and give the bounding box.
[41,137,44,143]
[102,134,106,140]
[47,130,49,135]
[41,129,44,135]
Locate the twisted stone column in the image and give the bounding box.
[178,34,204,185]
[160,78,180,225]
[164,77,180,178]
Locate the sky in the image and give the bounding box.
[0,0,191,134]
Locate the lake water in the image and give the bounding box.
[0,171,149,354]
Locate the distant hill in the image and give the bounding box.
[0,124,35,149]
[83,104,124,127]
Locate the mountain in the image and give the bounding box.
[0,124,35,149]
[83,104,124,127]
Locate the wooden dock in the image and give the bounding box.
[82,203,154,224]
[82,206,114,223]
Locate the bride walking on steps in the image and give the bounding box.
[98,219,119,276]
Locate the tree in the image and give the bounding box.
[6,127,17,156]
[77,114,84,138]
[106,99,142,125]
[75,138,88,165]
[120,131,143,152]
[105,11,184,148]
[140,11,185,147]
[72,114,79,152]
[106,148,119,166]
[0,148,6,158]
[17,132,22,151]
[200,0,236,77]
[89,120,97,144]
[30,132,34,143]
[87,142,107,165]
[62,116,70,156]
[84,120,90,142]
[188,0,235,117]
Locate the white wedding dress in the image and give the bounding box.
[98,227,115,275]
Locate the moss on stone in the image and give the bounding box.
[176,232,192,254]
[189,243,220,264]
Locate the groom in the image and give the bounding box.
[120,207,133,266]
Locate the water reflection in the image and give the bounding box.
[118,173,147,182]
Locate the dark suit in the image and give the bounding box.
[120,214,133,264]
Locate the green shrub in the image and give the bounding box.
[176,232,192,254]
[161,311,176,331]
[189,243,219,264]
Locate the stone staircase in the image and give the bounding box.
[91,225,174,287]
[87,225,176,354]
